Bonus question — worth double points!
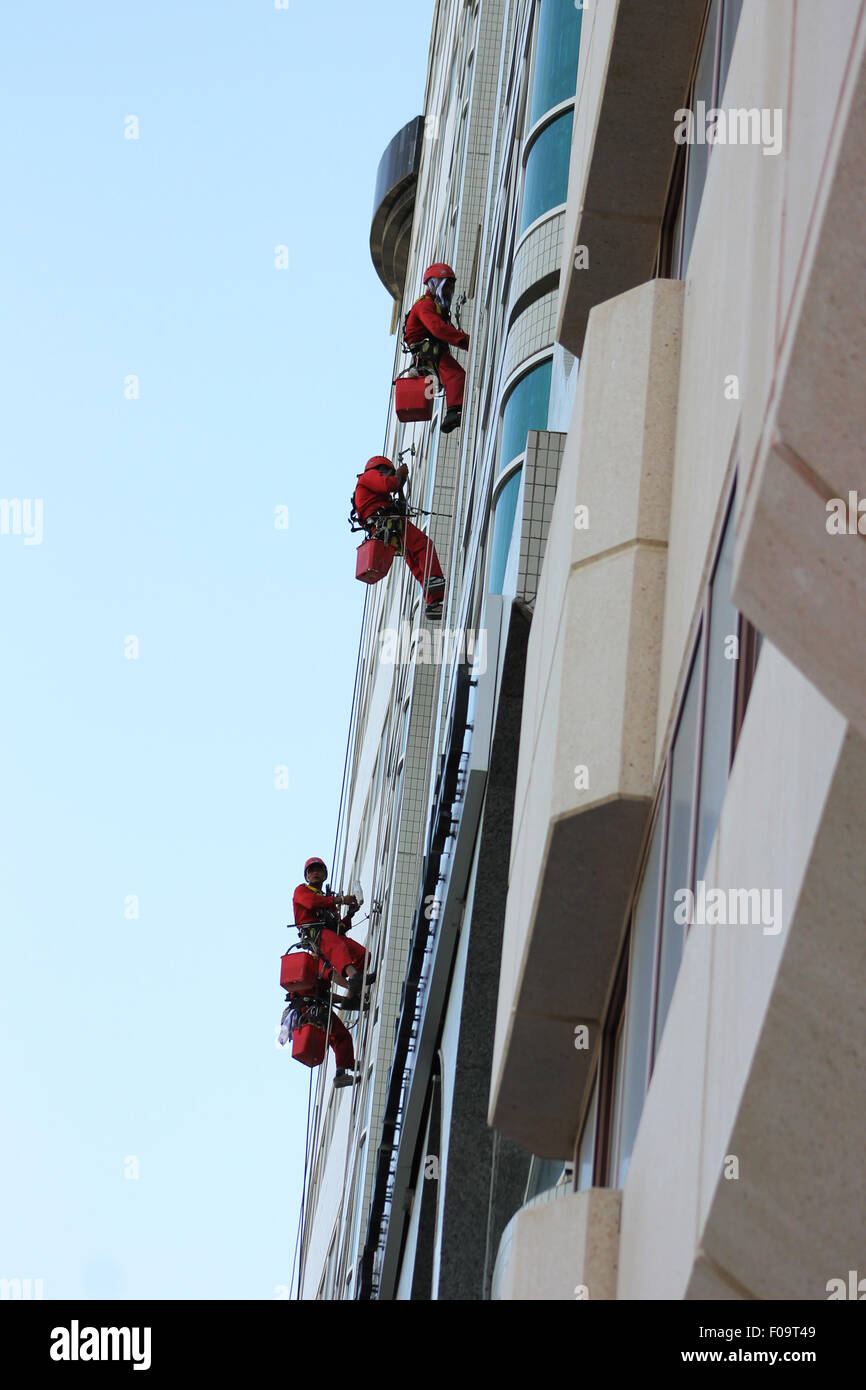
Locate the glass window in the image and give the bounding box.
[490,359,552,595]
[719,0,743,103]
[607,1013,627,1185]
[520,110,573,232]
[500,360,552,469]
[576,1072,598,1191]
[614,814,664,1186]
[681,0,721,272]
[696,507,737,876]
[489,470,522,595]
[654,652,701,1057]
[530,0,583,126]
[524,1156,566,1202]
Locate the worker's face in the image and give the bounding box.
[306,865,326,887]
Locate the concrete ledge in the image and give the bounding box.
[492,1187,621,1300]
[557,0,706,355]
[734,22,866,737]
[490,279,684,1157]
[686,721,866,1300]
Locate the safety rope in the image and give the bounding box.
[291,1064,315,1299]
[330,469,416,1294]
[296,948,338,1298]
[298,320,448,1296]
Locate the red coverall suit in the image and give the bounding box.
[288,955,355,1070]
[292,882,370,981]
[404,293,469,409]
[353,460,444,598]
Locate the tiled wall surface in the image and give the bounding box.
[508,209,565,317]
[502,289,560,385]
[518,430,566,605]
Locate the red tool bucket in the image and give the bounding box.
[280,951,319,994]
[395,374,434,422]
[292,1024,327,1067]
[356,536,395,584]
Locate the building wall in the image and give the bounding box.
[489,0,866,1299]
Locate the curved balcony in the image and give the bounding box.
[370,116,424,299]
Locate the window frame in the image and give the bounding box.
[583,476,760,1187]
[656,0,743,279]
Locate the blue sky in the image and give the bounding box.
[0,0,432,1299]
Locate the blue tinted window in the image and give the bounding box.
[491,361,552,592]
[521,110,573,232]
[500,359,552,469]
[489,471,522,595]
[530,0,583,126]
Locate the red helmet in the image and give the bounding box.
[423,262,456,283]
[304,857,328,879]
[365,455,395,473]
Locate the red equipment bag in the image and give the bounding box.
[356,536,396,584]
[280,951,319,993]
[395,374,434,422]
[292,1023,327,1067]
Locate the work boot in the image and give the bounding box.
[425,576,445,606]
[425,600,443,622]
[441,406,462,434]
[333,1070,357,1088]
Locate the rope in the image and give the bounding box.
[297,359,442,1295]
[291,1065,315,1299]
[329,473,417,1294]
[297,955,338,1296]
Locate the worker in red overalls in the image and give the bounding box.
[281,953,358,1088]
[353,457,446,619]
[292,857,374,1009]
[404,262,469,435]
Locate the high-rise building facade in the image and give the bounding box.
[298,0,866,1300]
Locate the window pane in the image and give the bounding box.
[520,110,573,232]
[696,508,737,876]
[500,359,552,469]
[670,157,686,277]
[719,0,744,102]
[681,0,721,271]
[616,815,664,1185]
[654,651,701,1056]
[576,1073,598,1191]
[489,471,522,594]
[530,0,583,126]
[525,1156,566,1201]
[607,1014,627,1185]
